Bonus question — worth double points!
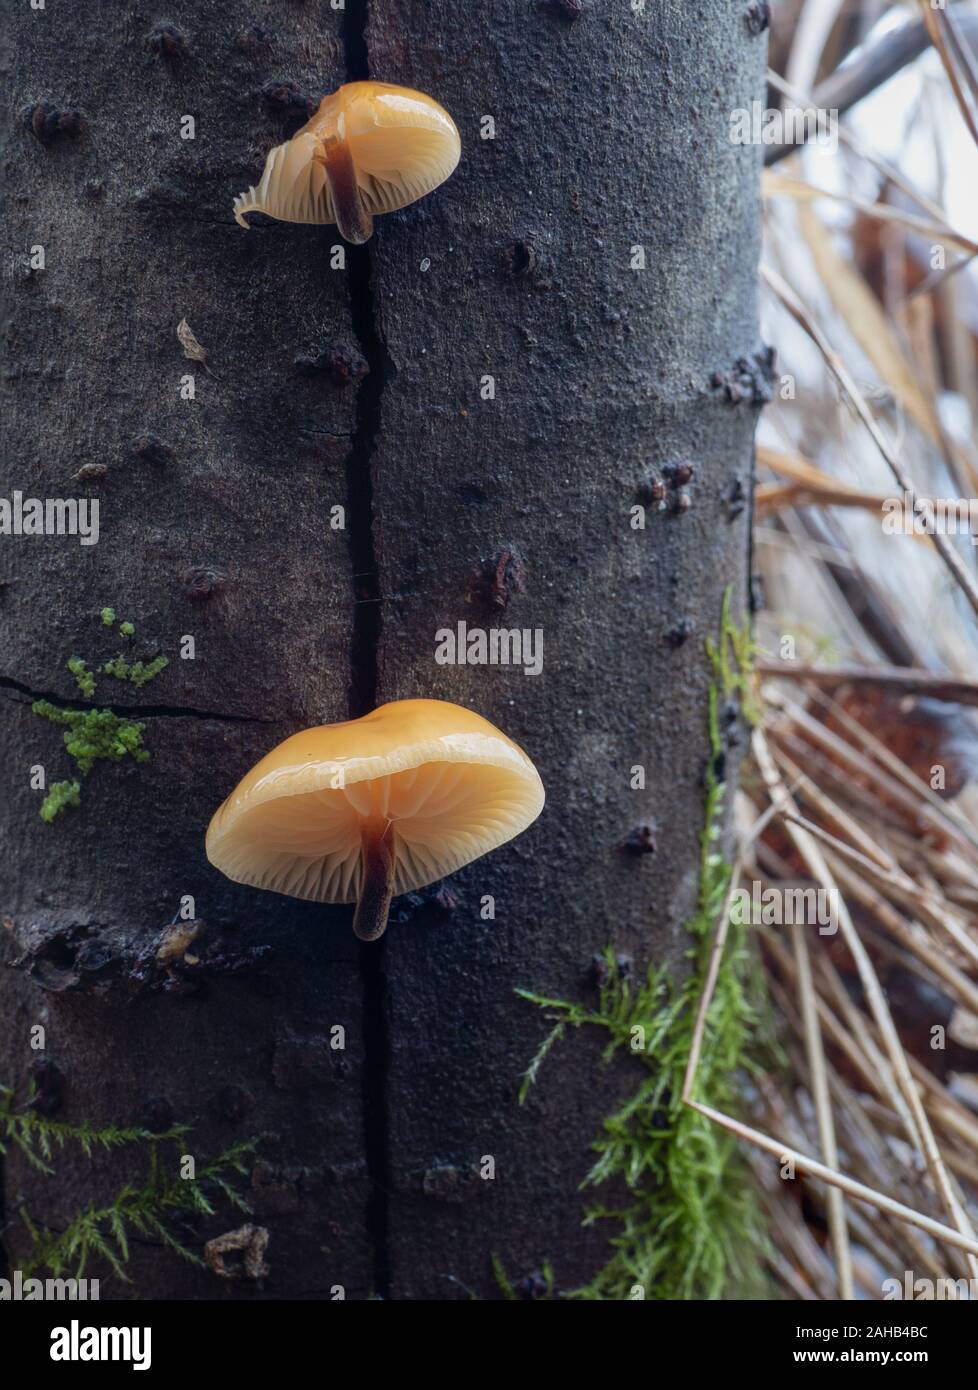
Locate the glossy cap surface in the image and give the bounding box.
[233,82,461,229]
[205,699,545,903]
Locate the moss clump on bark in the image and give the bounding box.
[38,778,82,823]
[66,656,96,699]
[518,588,770,1300]
[31,608,166,821]
[33,702,150,777]
[101,655,168,687]
[1,1084,257,1283]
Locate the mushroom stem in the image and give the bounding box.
[352,821,395,942]
[316,134,373,245]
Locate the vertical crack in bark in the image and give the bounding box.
[341,0,392,1301]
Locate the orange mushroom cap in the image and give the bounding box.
[233,81,461,243]
[205,700,544,931]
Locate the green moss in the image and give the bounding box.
[1,1084,256,1284]
[489,1253,554,1301]
[101,655,168,688]
[100,608,136,638]
[66,656,96,699]
[32,701,149,777]
[32,608,165,822]
[706,585,759,726]
[0,1084,182,1174]
[517,586,770,1300]
[490,1253,517,1301]
[38,779,82,823]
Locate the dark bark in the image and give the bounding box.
[1,1,765,1300]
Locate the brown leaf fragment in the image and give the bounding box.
[176,317,216,377]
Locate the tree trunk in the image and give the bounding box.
[1,1,766,1300]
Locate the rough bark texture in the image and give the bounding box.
[1,1,765,1300]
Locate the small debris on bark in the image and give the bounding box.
[130,919,272,996]
[540,0,586,18]
[466,545,527,613]
[176,318,214,376]
[711,345,776,405]
[155,918,203,967]
[726,475,747,520]
[181,564,227,601]
[636,476,667,506]
[145,23,191,64]
[7,914,270,1000]
[23,103,88,145]
[666,617,695,647]
[624,823,657,856]
[28,1059,65,1117]
[132,434,173,466]
[261,79,317,123]
[390,884,461,927]
[422,1163,474,1203]
[204,1223,269,1280]
[518,1269,551,1299]
[295,341,369,387]
[72,463,108,483]
[588,951,633,989]
[662,460,695,486]
[745,2,771,35]
[236,25,274,55]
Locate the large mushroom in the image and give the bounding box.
[233,81,461,244]
[205,699,544,941]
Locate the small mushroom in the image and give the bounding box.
[233,81,461,244]
[205,699,544,942]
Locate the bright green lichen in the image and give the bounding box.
[518,586,771,1301]
[119,620,135,637]
[66,656,96,699]
[100,607,116,627]
[38,779,81,823]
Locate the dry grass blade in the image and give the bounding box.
[782,811,978,974]
[763,170,978,259]
[761,264,978,620]
[766,264,978,619]
[917,0,978,151]
[789,911,853,1300]
[756,480,908,522]
[757,448,930,530]
[752,728,978,1278]
[756,658,978,709]
[765,68,955,225]
[756,6,978,1300]
[686,1101,978,1259]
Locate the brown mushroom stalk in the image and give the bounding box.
[352,818,396,941]
[313,134,373,245]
